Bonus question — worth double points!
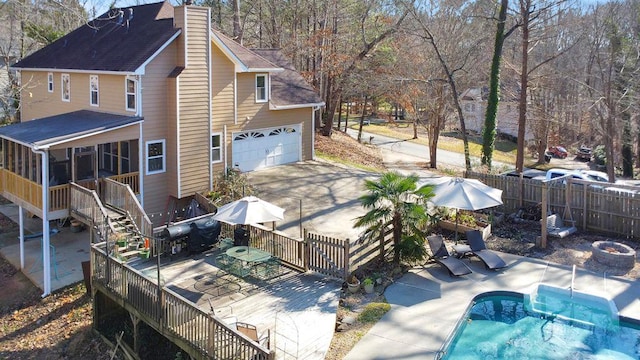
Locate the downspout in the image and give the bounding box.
[137,75,144,207]
[234,73,238,125]
[207,7,212,189]
[223,125,228,174]
[19,205,24,269]
[33,148,51,297]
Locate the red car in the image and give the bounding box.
[548,146,568,159]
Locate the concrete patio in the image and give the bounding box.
[345,251,640,359]
[0,203,90,292]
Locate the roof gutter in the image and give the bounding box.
[269,102,325,110]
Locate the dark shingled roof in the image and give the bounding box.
[251,49,323,108]
[213,31,280,71]
[13,1,179,72]
[0,110,142,148]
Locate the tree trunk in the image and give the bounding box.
[337,96,343,131]
[392,213,402,264]
[344,102,350,132]
[358,95,368,142]
[482,0,508,169]
[622,115,633,177]
[232,0,242,43]
[516,0,530,173]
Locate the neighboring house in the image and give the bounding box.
[459,86,533,143]
[0,1,322,295]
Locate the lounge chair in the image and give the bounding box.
[465,230,507,270]
[426,235,472,276]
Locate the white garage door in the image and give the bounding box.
[232,125,301,172]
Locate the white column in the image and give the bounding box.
[39,149,51,297]
[19,205,24,269]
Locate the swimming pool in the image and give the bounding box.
[438,289,640,360]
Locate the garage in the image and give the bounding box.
[232,125,301,172]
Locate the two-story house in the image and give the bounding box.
[459,86,533,143]
[0,1,323,295]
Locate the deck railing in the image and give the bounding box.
[91,246,273,360]
[70,182,112,239]
[108,172,140,194]
[0,169,42,208]
[0,169,139,215]
[102,178,152,239]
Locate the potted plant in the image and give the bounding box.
[112,233,127,248]
[138,248,151,259]
[347,275,360,293]
[363,278,374,294]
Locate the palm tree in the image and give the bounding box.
[354,172,435,264]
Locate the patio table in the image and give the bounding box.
[226,246,271,263]
[223,246,272,277]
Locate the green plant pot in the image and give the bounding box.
[138,250,150,259]
[116,240,127,248]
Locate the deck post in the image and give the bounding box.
[19,205,24,268]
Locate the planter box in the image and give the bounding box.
[438,220,492,240]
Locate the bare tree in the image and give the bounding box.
[405,0,489,171]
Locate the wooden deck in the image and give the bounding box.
[130,247,342,360]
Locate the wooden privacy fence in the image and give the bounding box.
[91,247,274,360]
[466,171,640,240]
[218,223,391,280]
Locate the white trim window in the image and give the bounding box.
[146,140,166,175]
[126,77,137,111]
[47,73,53,93]
[61,73,70,102]
[90,75,99,106]
[255,74,268,103]
[211,133,222,163]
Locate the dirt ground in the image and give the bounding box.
[1,131,638,360]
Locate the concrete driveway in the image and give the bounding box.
[246,160,380,241]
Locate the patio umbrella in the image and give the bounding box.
[427,177,503,240]
[212,196,285,225]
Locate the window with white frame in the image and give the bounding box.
[211,133,222,163]
[126,77,137,111]
[146,140,165,175]
[47,73,53,93]
[90,75,99,106]
[61,73,70,101]
[255,74,267,102]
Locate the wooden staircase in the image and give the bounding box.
[69,178,153,262]
[107,207,148,261]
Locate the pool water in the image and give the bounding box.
[440,292,640,360]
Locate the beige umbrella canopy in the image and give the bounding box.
[212,196,285,225]
[425,177,503,240]
[429,177,503,211]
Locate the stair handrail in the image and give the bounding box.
[69,182,115,240]
[102,178,153,239]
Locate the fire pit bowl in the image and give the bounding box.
[591,241,636,268]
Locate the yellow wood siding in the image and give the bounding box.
[175,6,211,198]
[166,77,179,199]
[139,41,177,223]
[20,71,132,121]
[211,44,235,125]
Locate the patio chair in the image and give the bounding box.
[236,322,270,348]
[465,230,507,270]
[426,235,472,276]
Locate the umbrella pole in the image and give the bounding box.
[455,209,459,244]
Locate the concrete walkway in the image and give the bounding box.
[345,252,640,360]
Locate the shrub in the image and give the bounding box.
[593,145,606,166]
